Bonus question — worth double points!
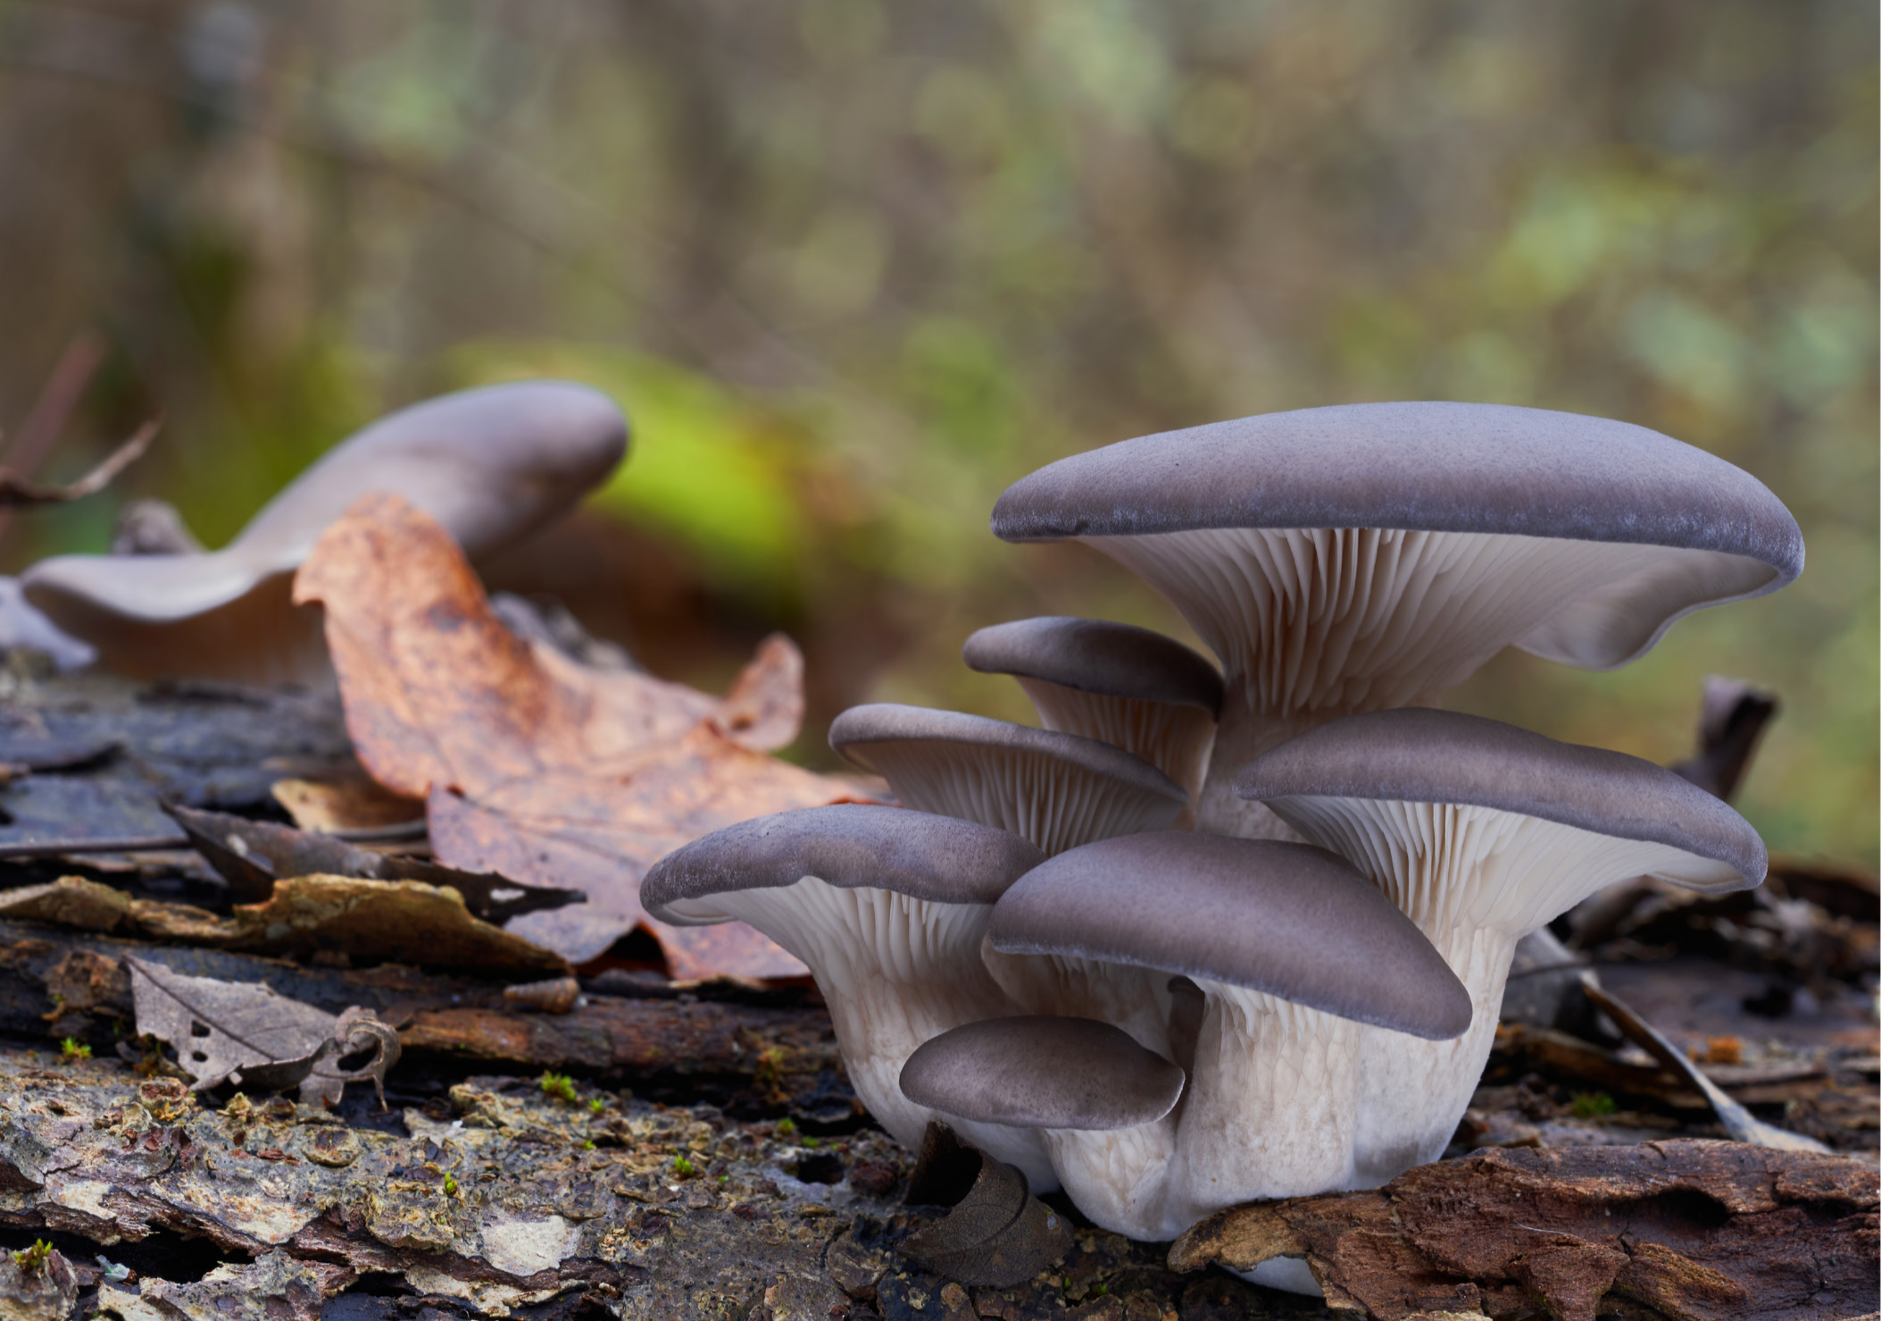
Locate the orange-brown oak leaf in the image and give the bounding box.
[292,492,873,980]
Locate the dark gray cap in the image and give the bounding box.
[963,617,1223,716]
[988,834,1471,1040]
[1233,708,1767,887]
[991,402,1803,588]
[830,704,1187,808]
[641,804,1045,923]
[900,1017,1186,1131]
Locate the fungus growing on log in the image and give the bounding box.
[1235,707,1768,1186]
[24,380,627,684]
[828,703,1187,855]
[963,616,1222,810]
[992,401,1804,838]
[639,803,1054,1185]
[983,832,1469,1245]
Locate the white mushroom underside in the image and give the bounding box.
[1040,980,1370,1242]
[661,880,1052,1185]
[861,741,1184,855]
[1087,527,1776,837]
[1267,797,1746,1182]
[1016,679,1218,804]
[980,943,1180,1062]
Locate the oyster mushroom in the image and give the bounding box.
[985,832,1470,1243]
[639,803,1054,1185]
[24,380,628,684]
[901,1015,1185,1247]
[1235,707,1768,1186]
[963,616,1222,811]
[827,703,1187,855]
[992,401,1804,838]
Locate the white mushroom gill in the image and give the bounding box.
[1265,796,1744,1183]
[978,944,1179,1061]
[1015,678,1218,810]
[855,740,1185,855]
[660,878,1053,1186]
[1084,527,1776,837]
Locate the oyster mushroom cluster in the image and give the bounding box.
[642,401,1802,1288]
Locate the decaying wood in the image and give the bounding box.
[0,918,852,1122]
[0,1047,1337,1321]
[1170,1140,1880,1320]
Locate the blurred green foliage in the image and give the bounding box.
[0,0,1875,865]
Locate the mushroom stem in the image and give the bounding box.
[1167,984,1364,1234]
[1267,792,1754,1183]
[1038,1121,1177,1238]
[678,881,1054,1187]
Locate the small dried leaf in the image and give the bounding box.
[271,773,425,834]
[226,875,568,979]
[167,803,582,922]
[900,1126,1073,1288]
[301,1006,400,1108]
[710,633,804,752]
[125,955,336,1092]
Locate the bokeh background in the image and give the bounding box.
[0,0,1876,866]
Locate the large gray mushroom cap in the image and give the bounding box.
[990,401,1802,671]
[963,618,1223,715]
[1232,708,1768,888]
[993,401,1800,577]
[641,804,1045,924]
[901,1016,1186,1131]
[828,704,1187,854]
[989,833,1471,1040]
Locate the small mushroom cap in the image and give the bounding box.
[829,704,1186,805]
[640,804,1046,923]
[963,617,1223,716]
[989,834,1471,1040]
[900,1017,1186,1131]
[1232,708,1767,887]
[991,402,1802,588]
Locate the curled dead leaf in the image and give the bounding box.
[166,803,582,922]
[899,1123,1073,1288]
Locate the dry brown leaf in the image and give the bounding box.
[710,632,805,751]
[125,955,398,1104]
[271,773,425,833]
[292,492,874,979]
[0,873,565,979]
[226,875,568,979]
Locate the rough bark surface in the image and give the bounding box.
[1170,1140,1880,1320]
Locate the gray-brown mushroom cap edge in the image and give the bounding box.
[900,1016,1186,1131]
[990,402,1803,587]
[989,834,1473,1041]
[640,804,1047,922]
[829,704,1188,805]
[962,617,1223,715]
[1233,708,1768,887]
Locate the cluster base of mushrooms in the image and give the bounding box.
[647,400,1802,1295]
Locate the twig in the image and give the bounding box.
[0,834,188,859]
[0,418,160,508]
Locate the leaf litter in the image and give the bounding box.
[291,492,881,979]
[124,955,398,1105]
